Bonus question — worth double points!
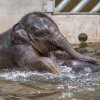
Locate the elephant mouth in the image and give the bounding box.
[30,40,60,55]
[28,33,61,55]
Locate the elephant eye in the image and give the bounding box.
[43,30,51,37]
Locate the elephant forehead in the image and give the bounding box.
[34,19,48,30]
[27,17,58,34]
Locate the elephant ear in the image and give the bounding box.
[11,23,30,45]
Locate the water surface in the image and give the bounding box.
[0,43,100,100]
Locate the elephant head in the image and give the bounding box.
[12,12,98,64]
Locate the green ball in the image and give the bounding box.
[78,33,88,42]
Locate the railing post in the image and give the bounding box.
[54,0,71,12]
[71,0,91,12]
[90,2,100,13]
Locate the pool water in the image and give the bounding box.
[0,42,100,100]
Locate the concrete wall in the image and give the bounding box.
[0,0,43,32]
[0,0,100,44]
[52,15,100,43]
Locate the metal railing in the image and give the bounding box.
[71,0,91,12]
[54,0,71,12]
[43,0,100,14]
[54,0,100,14]
[90,2,100,13]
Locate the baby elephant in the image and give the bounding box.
[0,12,98,74]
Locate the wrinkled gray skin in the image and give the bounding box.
[63,60,100,74]
[0,12,99,74]
[49,50,100,74]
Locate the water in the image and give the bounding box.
[0,43,100,100]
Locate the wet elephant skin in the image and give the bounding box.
[0,12,99,74]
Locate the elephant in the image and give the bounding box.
[0,12,99,74]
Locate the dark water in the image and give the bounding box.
[0,43,100,100]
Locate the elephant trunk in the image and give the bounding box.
[53,32,98,64]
